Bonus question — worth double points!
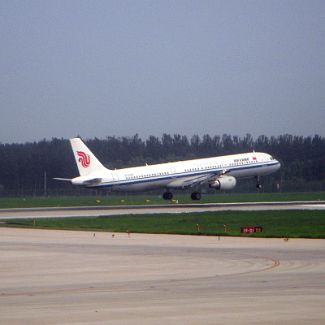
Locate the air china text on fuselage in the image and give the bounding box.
[54,138,281,200]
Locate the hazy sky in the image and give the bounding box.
[1,0,324,143]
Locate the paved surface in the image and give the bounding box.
[1,201,325,220]
[0,228,324,324]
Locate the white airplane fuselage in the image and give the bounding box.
[54,138,280,200]
[71,150,280,192]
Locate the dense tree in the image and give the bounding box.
[0,134,324,195]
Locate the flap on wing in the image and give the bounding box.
[167,168,231,189]
[167,173,214,189]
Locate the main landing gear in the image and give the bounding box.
[163,191,173,200]
[162,191,202,201]
[191,191,201,200]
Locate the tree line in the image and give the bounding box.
[0,134,324,196]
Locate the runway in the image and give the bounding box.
[0,228,324,324]
[0,201,325,220]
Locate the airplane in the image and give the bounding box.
[54,137,281,200]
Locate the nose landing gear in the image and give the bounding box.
[255,176,263,190]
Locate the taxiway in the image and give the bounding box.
[0,228,324,324]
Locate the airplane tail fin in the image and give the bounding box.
[70,138,109,176]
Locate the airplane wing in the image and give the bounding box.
[167,170,229,189]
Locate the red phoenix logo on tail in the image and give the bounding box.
[77,151,91,168]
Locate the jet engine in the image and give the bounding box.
[209,175,237,190]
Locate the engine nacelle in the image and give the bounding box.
[209,175,237,191]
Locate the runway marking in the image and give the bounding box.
[218,254,281,278]
[0,254,281,299]
[0,287,123,298]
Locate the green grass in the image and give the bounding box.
[4,210,325,238]
[1,192,325,209]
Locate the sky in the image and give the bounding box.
[0,0,324,143]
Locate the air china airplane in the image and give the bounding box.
[55,138,281,200]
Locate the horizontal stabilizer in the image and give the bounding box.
[53,178,72,182]
[82,178,102,186]
[71,177,102,186]
[168,173,214,189]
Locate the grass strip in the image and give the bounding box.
[3,210,325,238]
